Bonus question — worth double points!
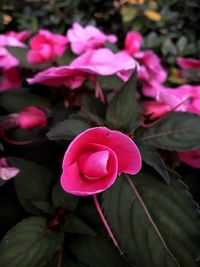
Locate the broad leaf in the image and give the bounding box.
[10,158,54,214]
[69,236,132,267]
[102,170,200,267]
[106,70,139,132]
[62,214,96,235]
[52,182,79,211]
[138,112,200,151]
[139,144,170,184]
[98,75,124,91]
[47,119,91,140]
[0,216,63,267]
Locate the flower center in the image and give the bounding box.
[78,150,109,180]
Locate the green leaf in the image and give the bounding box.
[62,214,96,236]
[0,180,6,187]
[56,50,76,65]
[6,47,51,70]
[82,94,106,118]
[31,201,55,214]
[52,182,79,211]
[0,216,63,267]
[98,75,124,91]
[47,119,91,140]
[102,170,200,267]
[10,158,54,214]
[138,144,170,184]
[106,70,139,132]
[0,88,50,113]
[69,236,132,267]
[138,112,200,151]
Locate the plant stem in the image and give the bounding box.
[93,194,123,255]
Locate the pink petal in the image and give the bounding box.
[79,150,109,178]
[62,127,141,175]
[178,149,200,169]
[0,167,20,181]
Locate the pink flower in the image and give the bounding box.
[141,81,164,98]
[124,31,143,56]
[177,57,200,71]
[0,68,21,92]
[142,101,171,120]
[135,50,167,83]
[0,34,26,70]
[67,22,117,55]
[61,127,141,196]
[0,158,20,181]
[12,106,47,130]
[157,85,200,115]
[27,29,68,65]
[27,48,137,99]
[178,148,200,169]
[6,31,31,42]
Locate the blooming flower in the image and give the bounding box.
[67,22,117,55]
[61,127,141,196]
[12,106,47,130]
[27,29,68,65]
[178,148,200,169]
[124,31,143,56]
[0,158,20,181]
[27,48,137,100]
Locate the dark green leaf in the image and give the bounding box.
[0,180,6,187]
[82,94,106,118]
[138,112,200,151]
[139,144,170,184]
[98,75,124,91]
[106,70,139,132]
[31,201,55,214]
[102,170,200,267]
[0,216,63,267]
[47,119,91,140]
[56,50,76,65]
[62,214,96,236]
[0,88,50,113]
[52,182,79,211]
[69,236,132,267]
[10,158,54,214]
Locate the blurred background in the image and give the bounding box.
[1,0,200,64]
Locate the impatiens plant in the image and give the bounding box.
[0,22,200,267]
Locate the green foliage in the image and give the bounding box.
[69,236,132,267]
[10,158,54,214]
[0,217,63,267]
[138,112,200,151]
[106,70,139,132]
[102,170,200,267]
[47,119,91,140]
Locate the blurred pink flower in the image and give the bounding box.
[124,31,143,56]
[6,31,31,42]
[0,158,20,181]
[0,68,21,92]
[61,127,141,196]
[67,22,117,55]
[178,148,200,169]
[157,85,200,115]
[134,50,167,97]
[27,48,137,100]
[177,57,200,71]
[27,29,68,64]
[0,34,26,70]
[12,106,47,130]
[142,101,171,120]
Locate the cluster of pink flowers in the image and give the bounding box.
[1,22,200,192]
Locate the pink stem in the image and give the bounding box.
[93,194,123,254]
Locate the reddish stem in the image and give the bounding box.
[93,194,122,254]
